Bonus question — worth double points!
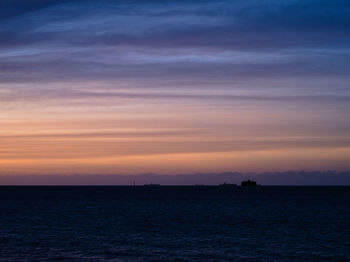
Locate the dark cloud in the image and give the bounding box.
[1,0,350,108]
[1,0,350,50]
[0,0,84,20]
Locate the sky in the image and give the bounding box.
[1,0,350,180]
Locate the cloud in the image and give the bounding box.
[0,0,84,20]
[1,0,350,175]
[2,0,350,48]
[0,0,349,86]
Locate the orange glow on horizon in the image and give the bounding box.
[1,82,350,176]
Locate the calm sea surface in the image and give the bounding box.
[0,186,349,262]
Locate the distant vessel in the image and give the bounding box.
[219,183,237,187]
[241,180,257,186]
[143,183,161,187]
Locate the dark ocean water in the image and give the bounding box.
[0,186,349,262]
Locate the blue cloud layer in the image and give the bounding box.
[1,0,350,130]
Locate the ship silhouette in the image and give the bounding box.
[219,183,237,187]
[143,183,161,187]
[241,179,257,186]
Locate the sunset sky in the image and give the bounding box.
[1,0,350,177]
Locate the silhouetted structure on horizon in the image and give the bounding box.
[143,183,161,187]
[241,179,257,186]
[219,183,237,187]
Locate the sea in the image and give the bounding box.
[0,186,349,262]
